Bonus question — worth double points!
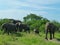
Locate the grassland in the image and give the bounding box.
[0,32,60,45]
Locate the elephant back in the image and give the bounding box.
[1,23,17,32]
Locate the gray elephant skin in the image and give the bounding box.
[1,23,17,35]
[45,22,58,40]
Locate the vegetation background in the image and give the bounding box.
[0,13,60,45]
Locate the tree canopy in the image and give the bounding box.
[23,13,60,32]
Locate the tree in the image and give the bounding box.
[0,18,11,26]
[23,13,43,23]
[23,13,50,32]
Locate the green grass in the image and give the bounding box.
[0,32,60,45]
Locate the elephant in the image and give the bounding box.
[1,23,17,35]
[12,20,22,24]
[23,24,30,33]
[9,19,22,24]
[1,21,30,34]
[17,23,30,33]
[34,28,39,34]
[45,22,57,40]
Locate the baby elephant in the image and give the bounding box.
[34,28,39,34]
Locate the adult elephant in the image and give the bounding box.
[9,19,22,24]
[45,22,57,40]
[17,23,30,33]
[23,24,30,33]
[1,23,17,35]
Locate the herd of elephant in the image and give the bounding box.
[0,19,59,40]
[1,19,30,35]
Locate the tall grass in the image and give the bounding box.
[0,32,60,45]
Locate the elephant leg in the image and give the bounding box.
[50,32,52,40]
[3,28,7,34]
[53,32,55,39]
[24,29,30,33]
[28,30,30,33]
[25,29,30,33]
[24,30,27,33]
[45,30,48,40]
[3,30,6,34]
[7,31,10,35]
[19,29,22,32]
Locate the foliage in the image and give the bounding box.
[0,18,11,26]
[0,14,59,45]
[23,13,60,32]
[23,13,50,32]
[23,13,43,23]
